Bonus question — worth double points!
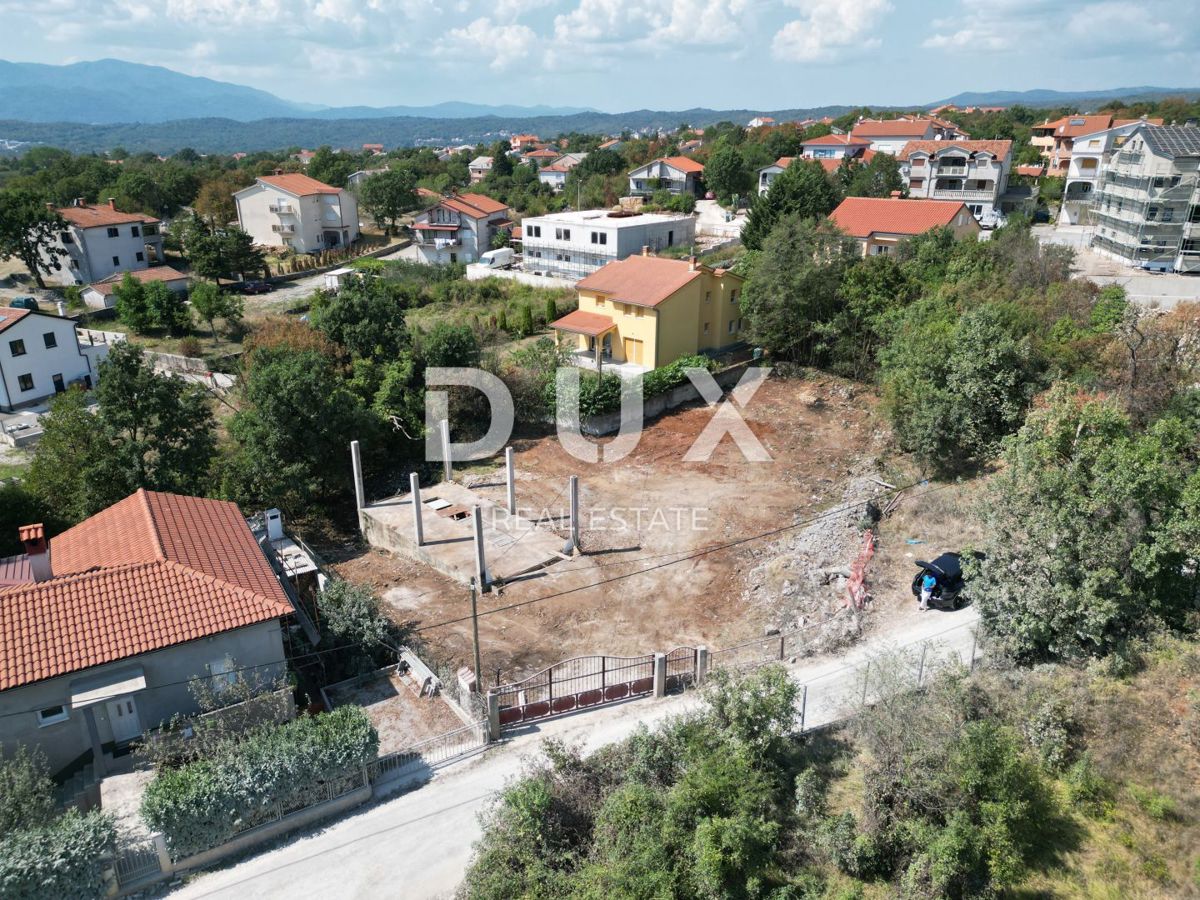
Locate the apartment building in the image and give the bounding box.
[1059,120,1162,224]
[44,199,164,286]
[898,139,1015,223]
[409,192,512,264]
[1030,114,1162,174]
[234,172,359,254]
[1090,124,1200,273]
[468,156,493,184]
[519,209,695,281]
[850,116,966,155]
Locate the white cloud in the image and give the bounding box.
[771,0,892,62]
[438,17,539,70]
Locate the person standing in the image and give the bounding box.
[919,572,937,611]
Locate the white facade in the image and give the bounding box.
[628,158,704,196]
[757,161,789,195]
[44,203,164,286]
[520,209,696,281]
[468,156,493,184]
[0,309,104,412]
[1060,122,1153,224]
[410,195,512,265]
[234,176,360,255]
[900,142,1014,223]
[346,168,387,188]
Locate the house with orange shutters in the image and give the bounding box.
[0,490,302,777]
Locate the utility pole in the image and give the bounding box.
[469,578,483,692]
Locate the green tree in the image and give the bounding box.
[516,303,535,337]
[843,151,905,198]
[114,272,154,332]
[189,281,243,337]
[0,189,68,288]
[574,147,626,178]
[419,322,480,368]
[144,280,191,336]
[703,144,751,204]
[358,167,418,234]
[544,296,558,325]
[741,159,841,251]
[489,142,514,178]
[309,277,410,362]
[183,216,265,283]
[0,747,57,839]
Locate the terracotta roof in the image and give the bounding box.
[0,490,293,692]
[258,173,342,196]
[898,139,1012,161]
[58,203,159,229]
[851,119,936,138]
[440,193,509,219]
[524,149,560,159]
[658,155,705,174]
[802,134,868,147]
[88,266,189,296]
[1015,164,1046,177]
[550,309,618,337]
[576,256,727,308]
[829,197,972,239]
[541,165,570,173]
[0,307,33,335]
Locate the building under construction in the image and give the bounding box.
[1090,123,1200,273]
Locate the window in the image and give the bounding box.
[623,304,634,318]
[61,231,74,244]
[112,256,120,266]
[728,320,736,334]
[131,225,140,238]
[1147,206,1158,221]
[911,158,926,167]
[555,227,571,240]
[1161,208,1174,223]
[590,231,607,245]
[17,374,34,392]
[106,227,119,238]
[703,322,710,334]
[208,656,237,693]
[9,339,26,357]
[909,179,924,189]
[37,705,69,727]
[527,225,541,238]
[43,332,57,349]
[135,251,144,262]
[730,290,738,305]
[595,298,605,307]
[705,291,711,303]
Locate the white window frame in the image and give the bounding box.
[37,705,69,727]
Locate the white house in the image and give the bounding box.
[468,156,493,184]
[346,167,388,189]
[537,153,588,192]
[234,171,359,254]
[898,140,1015,223]
[747,116,776,128]
[1060,120,1161,224]
[409,192,512,265]
[800,133,872,161]
[81,266,190,310]
[0,307,106,412]
[44,200,164,286]
[850,116,965,155]
[628,157,705,196]
[519,209,696,281]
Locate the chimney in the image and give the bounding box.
[75,197,85,207]
[107,197,116,210]
[688,255,698,271]
[19,524,51,582]
[890,190,903,198]
[264,508,284,542]
[274,168,283,175]
[46,202,55,212]
[641,245,650,256]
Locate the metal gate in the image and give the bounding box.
[495,653,655,728]
[664,646,697,691]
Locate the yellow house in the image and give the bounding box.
[828,196,980,257]
[550,252,746,372]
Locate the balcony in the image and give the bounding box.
[269,203,295,215]
[934,165,968,176]
[931,188,995,201]
[271,224,295,234]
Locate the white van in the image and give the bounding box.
[479,247,515,269]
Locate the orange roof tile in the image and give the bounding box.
[829,197,972,239]
[88,266,189,296]
[441,193,510,219]
[258,173,342,196]
[0,307,33,335]
[0,490,293,692]
[576,256,736,308]
[58,203,159,229]
[550,309,618,336]
[851,119,937,138]
[658,155,705,174]
[898,139,1013,161]
[1015,164,1046,177]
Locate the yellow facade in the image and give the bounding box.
[563,266,746,370]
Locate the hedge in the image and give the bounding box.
[545,354,717,417]
[0,810,115,900]
[141,706,379,859]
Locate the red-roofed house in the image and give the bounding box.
[898,140,1015,223]
[757,150,877,195]
[0,490,302,775]
[830,197,980,256]
[510,134,541,152]
[1030,114,1164,173]
[0,307,107,411]
[628,157,705,197]
[81,266,190,310]
[234,170,359,254]
[45,199,165,286]
[850,116,966,154]
[800,133,872,160]
[410,192,513,264]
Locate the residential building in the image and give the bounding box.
[293,149,315,165]
[757,150,876,195]
[898,139,1015,222]
[599,138,625,153]
[362,143,385,155]
[678,139,703,154]
[1090,124,1200,273]
[850,116,966,154]
[550,251,744,373]
[0,307,106,411]
[829,197,980,256]
[1060,120,1161,224]
[0,490,300,776]
[1015,164,1046,178]
[410,192,512,264]
[800,133,872,160]
[81,265,189,310]
[346,167,388,189]
[233,171,360,254]
[627,157,705,197]
[757,158,792,195]
[747,116,776,128]
[44,199,164,286]
[468,156,493,184]
[519,209,696,281]
[537,153,588,192]
[510,134,541,152]
[1030,114,1163,174]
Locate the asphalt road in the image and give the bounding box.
[169,606,981,900]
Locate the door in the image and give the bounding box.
[106,696,142,743]
[52,374,66,394]
[623,337,643,365]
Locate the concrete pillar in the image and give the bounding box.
[568,475,580,554]
[799,684,808,734]
[153,833,174,876]
[83,706,106,778]
[652,653,667,698]
[472,505,490,592]
[350,440,365,515]
[486,691,501,742]
[440,419,452,483]
[505,446,516,515]
[409,472,424,546]
[696,646,709,685]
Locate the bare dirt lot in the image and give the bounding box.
[325,670,464,753]
[332,372,977,687]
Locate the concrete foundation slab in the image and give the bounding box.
[361,481,568,586]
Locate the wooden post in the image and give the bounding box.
[917,643,928,687]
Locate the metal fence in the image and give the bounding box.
[494,653,656,728]
[709,628,811,673]
[112,840,162,888]
[368,719,489,783]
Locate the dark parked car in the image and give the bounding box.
[911,552,968,610]
[9,296,38,310]
[239,280,273,295]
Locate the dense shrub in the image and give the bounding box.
[0,809,115,900]
[141,706,379,859]
[545,354,717,418]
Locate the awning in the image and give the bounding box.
[413,223,458,231]
[70,665,146,708]
[550,309,618,337]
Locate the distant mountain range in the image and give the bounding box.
[929,86,1200,108]
[0,59,595,124]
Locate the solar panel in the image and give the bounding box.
[1142,126,1200,158]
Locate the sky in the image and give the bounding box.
[5,0,1200,112]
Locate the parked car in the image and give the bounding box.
[239,280,273,295]
[910,552,968,610]
[9,296,38,310]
